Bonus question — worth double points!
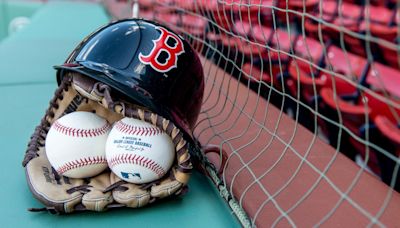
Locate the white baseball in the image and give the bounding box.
[106,117,175,184]
[45,111,111,178]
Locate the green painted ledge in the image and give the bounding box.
[0,1,241,227]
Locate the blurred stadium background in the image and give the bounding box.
[2,0,400,227]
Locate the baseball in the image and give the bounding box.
[45,111,111,178]
[106,117,175,184]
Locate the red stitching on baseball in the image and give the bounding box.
[108,154,165,177]
[57,156,107,174]
[52,121,111,137]
[114,121,163,136]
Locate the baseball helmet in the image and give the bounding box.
[55,19,204,141]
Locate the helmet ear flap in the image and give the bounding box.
[54,19,205,141]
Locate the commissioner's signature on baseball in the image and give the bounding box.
[116,144,145,152]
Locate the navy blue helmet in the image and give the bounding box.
[55,19,205,140]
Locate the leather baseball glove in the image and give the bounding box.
[22,73,193,214]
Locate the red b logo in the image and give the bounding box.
[139,27,185,73]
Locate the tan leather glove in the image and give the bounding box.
[23,72,192,214]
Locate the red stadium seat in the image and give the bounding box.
[239,41,268,58]
[258,0,276,24]
[275,0,319,23]
[153,12,180,26]
[366,8,400,179]
[285,43,364,137]
[286,0,319,10]
[180,14,207,36]
[270,29,295,57]
[213,32,265,72]
[181,14,207,50]
[173,0,195,10]
[358,7,397,59]
[304,1,399,58]
[318,69,400,177]
[232,21,296,85]
[366,62,400,99]
[325,45,367,80]
[319,87,381,174]
[233,20,252,38]
[365,92,400,125]
[375,115,400,153]
[363,5,394,25]
[153,13,207,36]
[303,1,364,55]
[287,36,327,98]
[329,2,364,55]
[307,45,375,169]
[303,19,331,41]
[364,24,398,43]
[250,30,295,91]
[218,32,263,58]
[286,41,366,109]
[193,0,221,12]
[152,12,207,51]
[379,43,400,69]
[242,62,272,83]
[233,21,285,59]
[207,32,221,43]
[252,22,273,43]
[317,0,336,21]
[287,60,358,103]
[373,115,400,190]
[293,36,325,73]
[319,1,362,27]
[218,33,239,48]
[287,61,325,102]
[154,0,177,13]
[139,10,155,20]
[193,1,232,31]
[225,0,273,23]
[139,0,158,8]
[268,28,297,78]
[344,0,396,6]
[367,10,399,68]
[156,0,174,4]
[320,88,369,124]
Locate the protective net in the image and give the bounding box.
[111,0,400,227]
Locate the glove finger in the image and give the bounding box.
[110,173,151,208]
[25,148,85,213]
[150,178,183,198]
[82,172,113,211]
